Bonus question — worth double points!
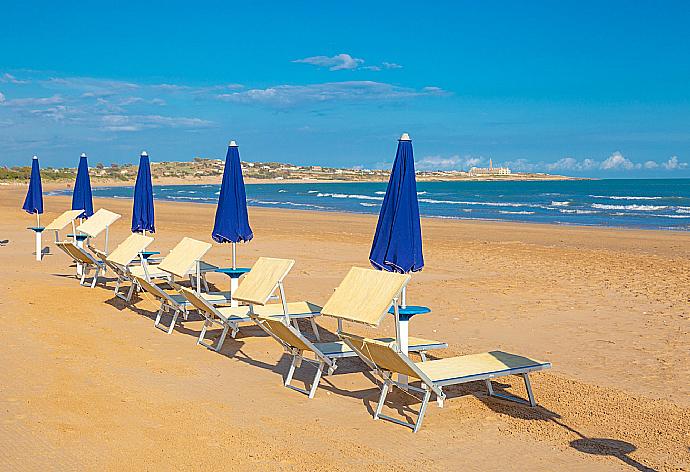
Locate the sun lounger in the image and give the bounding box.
[314,267,550,431]
[75,209,122,254]
[96,233,156,301]
[249,266,446,398]
[339,333,551,432]
[178,257,321,351]
[253,313,447,398]
[133,275,231,334]
[55,241,105,288]
[44,209,86,242]
[153,237,219,292]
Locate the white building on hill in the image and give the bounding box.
[469,159,511,175]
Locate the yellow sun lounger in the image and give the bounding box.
[249,266,446,398]
[178,257,321,352]
[75,208,122,254]
[96,233,156,301]
[339,332,551,432]
[254,313,447,399]
[316,266,551,432]
[133,275,231,335]
[55,241,106,288]
[44,209,85,242]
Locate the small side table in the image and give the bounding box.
[214,267,251,307]
[28,226,45,261]
[389,305,431,386]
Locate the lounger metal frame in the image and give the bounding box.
[55,241,106,288]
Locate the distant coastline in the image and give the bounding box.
[1,157,584,188]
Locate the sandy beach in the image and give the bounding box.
[1,186,688,471]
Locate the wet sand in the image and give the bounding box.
[0,186,688,471]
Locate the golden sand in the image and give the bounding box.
[1,186,688,471]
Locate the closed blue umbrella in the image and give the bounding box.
[369,133,424,384]
[72,153,94,218]
[212,140,253,268]
[23,155,44,260]
[22,155,44,220]
[369,133,424,276]
[131,151,155,233]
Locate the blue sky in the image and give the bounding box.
[1,1,690,177]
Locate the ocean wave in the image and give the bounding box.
[249,199,326,210]
[590,195,664,200]
[591,203,667,211]
[651,214,690,219]
[375,191,386,195]
[316,192,384,201]
[559,209,599,214]
[419,198,530,208]
[278,189,287,193]
[676,208,690,214]
[498,210,535,215]
[307,190,318,193]
[551,201,570,206]
[167,196,212,201]
[359,202,378,207]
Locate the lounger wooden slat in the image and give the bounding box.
[320,267,411,326]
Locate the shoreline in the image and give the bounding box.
[42,182,690,234]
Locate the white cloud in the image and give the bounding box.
[216,81,446,107]
[0,73,29,84]
[662,155,687,170]
[600,151,639,170]
[294,53,364,71]
[101,114,214,132]
[545,157,597,171]
[293,54,403,72]
[1,95,64,107]
[643,160,659,169]
[0,92,5,103]
[416,155,484,171]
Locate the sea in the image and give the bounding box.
[49,179,690,231]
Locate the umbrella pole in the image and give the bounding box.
[35,213,42,261]
[230,242,239,307]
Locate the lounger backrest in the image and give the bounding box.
[232,257,295,306]
[321,267,411,326]
[157,237,212,278]
[339,332,424,380]
[56,241,96,265]
[178,287,223,318]
[255,316,313,352]
[76,209,122,237]
[132,275,175,306]
[107,233,154,266]
[44,209,85,231]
